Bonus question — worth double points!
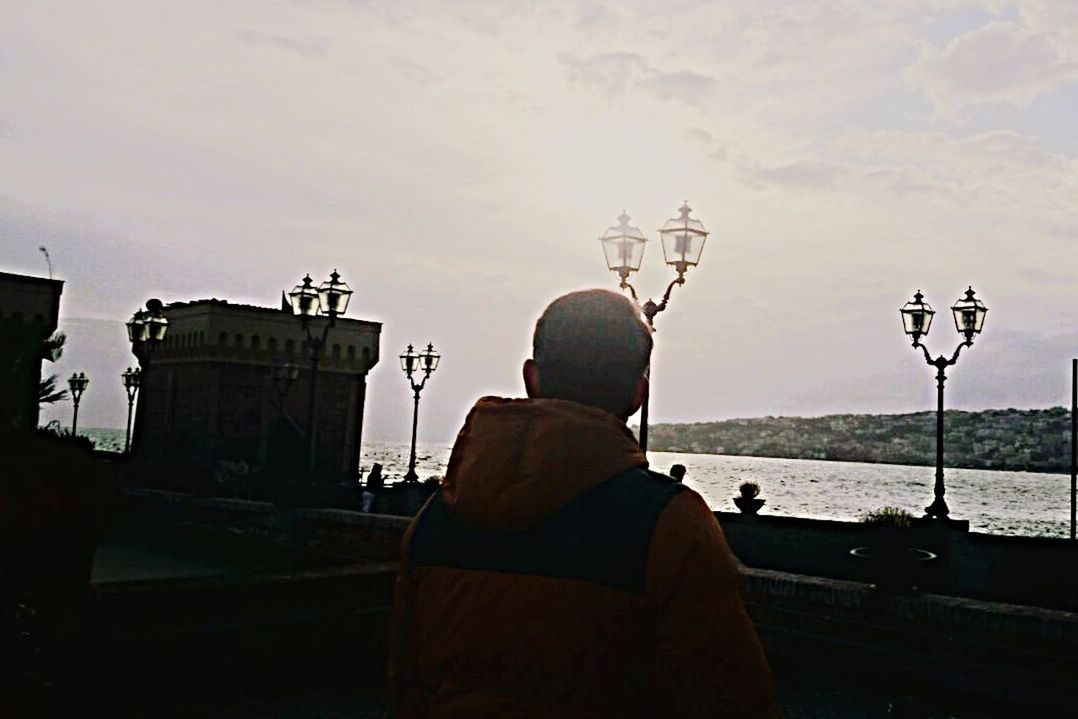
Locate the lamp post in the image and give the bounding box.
[121,367,141,453]
[288,270,353,473]
[598,203,709,451]
[400,343,440,483]
[124,299,169,455]
[900,287,988,519]
[67,372,89,435]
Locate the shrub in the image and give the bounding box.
[861,506,914,527]
[738,481,760,499]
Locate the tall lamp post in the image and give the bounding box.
[124,299,169,455]
[599,203,709,451]
[288,270,353,473]
[121,367,141,453]
[68,372,89,435]
[400,343,440,483]
[900,287,988,519]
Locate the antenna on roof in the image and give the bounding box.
[38,246,52,279]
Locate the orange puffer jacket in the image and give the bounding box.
[389,397,779,718]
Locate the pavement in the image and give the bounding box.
[85,523,988,718]
[91,521,346,584]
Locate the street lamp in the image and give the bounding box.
[67,372,89,435]
[400,343,440,483]
[121,367,141,453]
[599,202,709,451]
[124,299,168,455]
[127,299,170,356]
[900,287,988,519]
[288,270,353,472]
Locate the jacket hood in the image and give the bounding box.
[440,396,648,531]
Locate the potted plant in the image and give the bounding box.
[732,481,765,515]
[857,506,918,593]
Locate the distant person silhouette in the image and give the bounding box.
[389,289,778,717]
[360,463,383,513]
[365,463,384,491]
[670,463,687,483]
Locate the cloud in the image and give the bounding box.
[741,160,845,190]
[1017,267,1072,286]
[642,70,716,102]
[558,51,647,93]
[558,51,715,104]
[908,21,1078,113]
[739,128,1075,203]
[234,28,331,58]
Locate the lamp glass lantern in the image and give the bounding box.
[317,269,352,318]
[599,212,648,278]
[126,311,148,343]
[658,202,708,272]
[68,372,89,395]
[900,291,935,340]
[289,274,322,318]
[145,313,169,343]
[400,344,420,375]
[950,286,987,341]
[419,343,440,374]
[122,367,141,390]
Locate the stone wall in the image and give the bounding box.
[718,512,1078,611]
[118,489,1078,612]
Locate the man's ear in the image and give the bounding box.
[625,374,649,419]
[523,358,541,398]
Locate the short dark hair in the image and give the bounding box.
[532,289,652,416]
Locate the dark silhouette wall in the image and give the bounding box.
[0,271,63,437]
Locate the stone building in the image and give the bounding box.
[0,270,64,436]
[131,298,381,485]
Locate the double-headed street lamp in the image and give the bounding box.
[599,203,709,451]
[67,372,89,435]
[900,286,988,520]
[288,270,353,472]
[121,367,141,453]
[124,299,169,455]
[400,343,440,483]
[126,299,170,354]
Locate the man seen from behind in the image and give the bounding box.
[389,289,779,717]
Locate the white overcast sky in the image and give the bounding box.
[3,0,1078,443]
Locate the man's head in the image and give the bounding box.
[523,289,652,420]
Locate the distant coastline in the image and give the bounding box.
[648,407,1074,475]
[85,408,1077,477]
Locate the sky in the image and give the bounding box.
[3,0,1078,444]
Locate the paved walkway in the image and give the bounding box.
[86,524,983,717]
[91,522,346,584]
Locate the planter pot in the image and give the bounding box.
[733,496,766,515]
[850,526,937,594]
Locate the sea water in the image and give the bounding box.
[85,430,1073,538]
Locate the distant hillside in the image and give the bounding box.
[649,408,1073,474]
